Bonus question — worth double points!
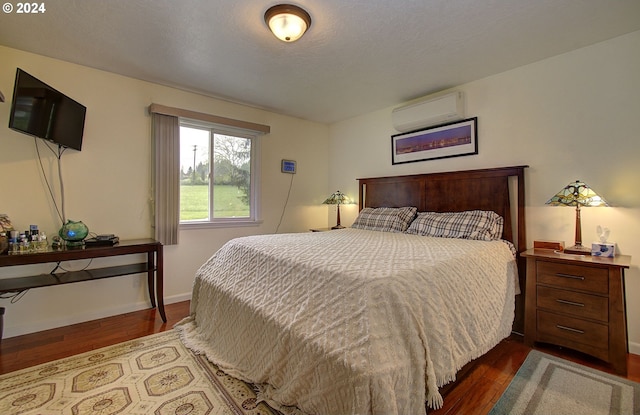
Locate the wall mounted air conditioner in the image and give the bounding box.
[392,91,465,132]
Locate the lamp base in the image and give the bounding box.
[331,225,345,230]
[63,240,86,248]
[563,244,592,255]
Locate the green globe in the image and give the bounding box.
[59,220,89,247]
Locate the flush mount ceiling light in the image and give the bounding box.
[264,4,312,42]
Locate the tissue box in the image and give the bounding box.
[591,242,615,258]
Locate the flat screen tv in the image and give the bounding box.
[8,68,86,151]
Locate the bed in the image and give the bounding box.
[177,165,527,415]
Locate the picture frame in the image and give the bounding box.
[0,214,14,232]
[391,117,478,165]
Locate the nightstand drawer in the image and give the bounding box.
[537,261,608,294]
[536,286,608,322]
[537,310,608,350]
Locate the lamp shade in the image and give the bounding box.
[264,4,311,42]
[546,180,608,207]
[322,190,351,205]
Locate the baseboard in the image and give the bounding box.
[2,292,192,339]
[165,292,192,305]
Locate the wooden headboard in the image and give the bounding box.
[357,165,528,254]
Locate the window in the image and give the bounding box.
[179,120,260,228]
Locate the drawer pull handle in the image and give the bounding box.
[555,273,585,281]
[556,324,585,334]
[556,299,585,307]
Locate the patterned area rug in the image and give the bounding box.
[489,350,640,415]
[0,330,280,415]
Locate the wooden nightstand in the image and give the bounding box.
[522,248,631,375]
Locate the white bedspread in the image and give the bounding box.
[176,228,517,415]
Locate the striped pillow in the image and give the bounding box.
[405,210,504,241]
[351,207,417,233]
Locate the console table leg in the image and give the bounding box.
[147,251,156,308]
[0,306,4,341]
[156,245,166,322]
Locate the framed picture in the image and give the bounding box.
[391,117,478,165]
[0,214,14,232]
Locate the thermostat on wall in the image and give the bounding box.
[281,159,296,174]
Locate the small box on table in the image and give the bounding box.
[591,242,615,257]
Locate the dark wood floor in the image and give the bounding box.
[1,301,638,415]
[0,301,190,374]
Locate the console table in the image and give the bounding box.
[0,239,165,338]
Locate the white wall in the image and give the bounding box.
[328,31,640,353]
[0,46,330,337]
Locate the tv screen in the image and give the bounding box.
[8,68,86,151]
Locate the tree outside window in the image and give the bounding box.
[179,123,255,223]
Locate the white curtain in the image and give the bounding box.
[151,113,180,245]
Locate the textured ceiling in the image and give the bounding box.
[1,0,639,124]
